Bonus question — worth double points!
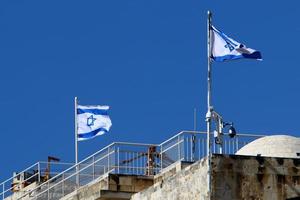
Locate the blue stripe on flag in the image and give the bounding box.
[241,51,262,59]
[78,128,108,140]
[213,51,262,62]
[77,108,108,115]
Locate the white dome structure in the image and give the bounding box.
[236,135,300,158]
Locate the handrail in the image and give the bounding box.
[3,130,271,200]
[0,162,39,185]
[31,150,116,199]
[0,161,74,200]
[0,162,40,200]
[20,141,160,199]
[114,141,158,147]
[17,139,160,200]
[161,139,184,153]
[16,143,116,200]
[159,131,206,146]
[1,172,38,195]
[159,130,266,147]
[37,161,74,166]
[235,133,267,137]
[0,162,73,188]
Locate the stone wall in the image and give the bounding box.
[212,154,300,200]
[61,174,153,200]
[132,155,300,200]
[131,158,208,200]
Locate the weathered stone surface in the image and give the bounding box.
[132,155,300,200]
[153,161,192,184]
[56,154,300,200]
[61,174,153,200]
[131,158,208,200]
[212,154,300,200]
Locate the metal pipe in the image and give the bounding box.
[38,162,41,183]
[207,10,212,200]
[74,97,79,187]
[160,139,184,154]
[2,183,4,200]
[114,141,159,147]
[160,144,163,171]
[62,173,65,197]
[117,147,120,174]
[16,150,115,200]
[75,97,78,165]
[47,181,50,200]
[0,162,39,186]
[236,137,239,152]
[92,156,95,180]
[178,135,181,160]
[108,148,110,172]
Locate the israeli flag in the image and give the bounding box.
[77,105,112,141]
[211,26,262,62]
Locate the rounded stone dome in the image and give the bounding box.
[235,135,300,158]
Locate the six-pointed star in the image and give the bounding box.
[87,115,97,127]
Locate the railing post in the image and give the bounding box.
[38,162,41,183]
[62,173,65,197]
[47,181,50,200]
[147,149,149,176]
[108,147,110,172]
[76,163,80,188]
[131,152,134,174]
[2,183,4,200]
[117,147,120,174]
[92,156,95,180]
[178,135,181,160]
[160,145,163,171]
[177,136,180,160]
[190,135,193,161]
[236,136,239,152]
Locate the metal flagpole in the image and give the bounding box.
[75,97,78,165]
[194,108,197,131]
[74,97,79,186]
[206,10,212,199]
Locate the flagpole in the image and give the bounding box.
[74,97,79,187]
[206,10,212,199]
[75,97,78,165]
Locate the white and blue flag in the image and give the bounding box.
[211,26,262,62]
[77,105,112,141]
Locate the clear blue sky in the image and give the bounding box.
[1,1,300,179]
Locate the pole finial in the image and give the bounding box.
[207,10,212,17]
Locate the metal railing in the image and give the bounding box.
[1,130,265,200]
[160,131,264,169]
[0,162,73,200]
[16,142,159,200]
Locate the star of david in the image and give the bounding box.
[87,115,97,127]
[224,42,235,51]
